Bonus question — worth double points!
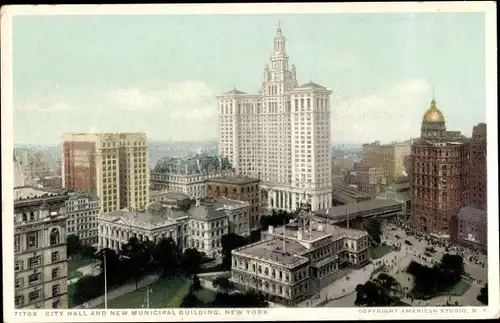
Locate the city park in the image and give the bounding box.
[67,210,488,309]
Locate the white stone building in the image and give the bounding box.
[97,198,232,258]
[203,197,251,237]
[14,187,69,309]
[231,218,370,305]
[65,191,100,246]
[217,25,332,212]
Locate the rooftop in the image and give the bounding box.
[314,199,402,218]
[212,196,249,208]
[234,238,309,267]
[457,207,487,224]
[223,88,247,95]
[150,191,190,200]
[187,204,227,221]
[100,210,177,229]
[297,81,326,89]
[206,175,260,185]
[273,221,368,240]
[14,186,65,201]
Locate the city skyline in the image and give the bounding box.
[13,13,486,145]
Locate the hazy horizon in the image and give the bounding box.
[13,13,486,146]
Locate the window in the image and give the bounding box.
[50,228,60,245]
[14,234,20,252]
[28,290,41,303]
[29,256,42,269]
[26,232,38,249]
[51,251,60,263]
[15,260,23,272]
[51,268,60,280]
[52,284,60,297]
[52,300,60,309]
[28,273,41,285]
[15,295,23,307]
[15,278,23,289]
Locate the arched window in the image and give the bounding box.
[22,212,27,221]
[50,228,60,246]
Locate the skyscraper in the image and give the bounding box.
[62,132,149,213]
[469,123,487,208]
[409,98,470,240]
[217,25,332,212]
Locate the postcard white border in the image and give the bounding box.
[1,1,498,321]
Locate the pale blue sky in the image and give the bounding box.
[13,13,485,145]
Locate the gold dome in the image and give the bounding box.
[422,99,445,123]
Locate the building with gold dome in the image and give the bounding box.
[409,98,470,240]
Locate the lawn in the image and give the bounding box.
[446,279,471,296]
[94,277,195,309]
[370,243,392,260]
[68,254,92,280]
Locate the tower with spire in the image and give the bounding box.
[216,22,333,215]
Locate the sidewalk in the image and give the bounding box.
[73,273,160,309]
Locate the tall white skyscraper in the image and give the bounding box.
[217,25,332,212]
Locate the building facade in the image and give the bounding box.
[206,176,261,229]
[217,26,332,212]
[65,191,100,246]
[409,98,470,240]
[14,187,69,309]
[456,206,487,251]
[376,180,411,218]
[150,154,234,198]
[205,197,251,237]
[344,164,388,197]
[230,201,370,305]
[362,140,412,184]
[469,123,487,208]
[62,132,150,213]
[97,198,235,258]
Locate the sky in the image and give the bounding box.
[12,12,486,145]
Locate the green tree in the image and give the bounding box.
[152,237,181,278]
[191,275,202,292]
[220,233,247,269]
[477,284,488,305]
[180,248,203,276]
[249,229,261,243]
[365,219,382,245]
[212,276,235,293]
[67,234,81,257]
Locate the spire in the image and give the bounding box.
[431,84,436,106]
[277,20,282,36]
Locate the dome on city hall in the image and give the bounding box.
[422,99,445,123]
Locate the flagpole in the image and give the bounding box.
[104,250,108,309]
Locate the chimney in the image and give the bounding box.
[195,198,201,207]
[268,225,274,234]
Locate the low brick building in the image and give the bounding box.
[456,206,487,251]
[206,176,261,229]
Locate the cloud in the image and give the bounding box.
[332,78,431,143]
[105,80,215,111]
[16,100,70,112]
[329,53,358,72]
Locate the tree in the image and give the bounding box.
[96,248,126,287]
[181,290,204,308]
[67,234,81,257]
[365,219,382,245]
[249,229,261,243]
[477,284,488,305]
[81,245,97,265]
[191,275,201,292]
[212,276,235,293]
[220,233,247,269]
[180,248,203,276]
[152,237,181,278]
